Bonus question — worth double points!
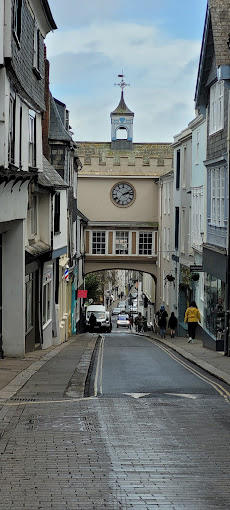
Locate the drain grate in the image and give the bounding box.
[10,397,39,402]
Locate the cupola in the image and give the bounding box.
[110,74,134,150]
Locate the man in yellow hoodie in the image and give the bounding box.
[184,300,201,343]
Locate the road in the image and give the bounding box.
[0,328,230,509]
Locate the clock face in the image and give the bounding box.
[111,182,136,207]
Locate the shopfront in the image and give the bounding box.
[204,275,225,341]
[0,235,2,357]
[202,246,227,351]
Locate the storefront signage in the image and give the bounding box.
[190,265,203,272]
[77,290,88,298]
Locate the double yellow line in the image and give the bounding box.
[149,338,230,404]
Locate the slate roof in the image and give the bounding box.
[37,156,68,189]
[49,94,72,142]
[110,91,134,116]
[209,0,230,67]
[195,1,230,108]
[25,240,51,256]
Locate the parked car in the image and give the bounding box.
[129,305,137,313]
[118,300,127,309]
[117,314,130,328]
[112,307,122,315]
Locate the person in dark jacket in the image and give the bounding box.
[89,312,97,332]
[168,312,177,338]
[156,305,168,338]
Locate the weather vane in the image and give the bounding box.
[114,71,130,90]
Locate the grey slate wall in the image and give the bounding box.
[10,0,46,111]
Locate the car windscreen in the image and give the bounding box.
[87,311,106,319]
[118,315,129,320]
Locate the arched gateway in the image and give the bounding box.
[76,75,173,300]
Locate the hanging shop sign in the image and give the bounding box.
[190,265,204,272]
[77,290,88,298]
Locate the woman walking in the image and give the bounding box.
[184,301,201,343]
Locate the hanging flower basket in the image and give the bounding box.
[191,273,200,281]
[166,274,175,282]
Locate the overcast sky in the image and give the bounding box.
[46,0,207,143]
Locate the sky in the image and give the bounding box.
[46,0,207,143]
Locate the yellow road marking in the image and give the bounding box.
[148,338,230,403]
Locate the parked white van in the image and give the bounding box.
[85,305,112,333]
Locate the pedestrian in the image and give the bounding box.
[89,312,97,332]
[136,312,143,332]
[156,305,168,338]
[168,312,177,338]
[129,314,133,330]
[184,300,201,343]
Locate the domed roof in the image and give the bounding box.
[110,91,134,116]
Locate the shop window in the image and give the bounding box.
[204,274,225,338]
[0,235,2,351]
[43,280,51,326]
[25,274,33,333]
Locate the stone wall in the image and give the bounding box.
[76,142,173,177]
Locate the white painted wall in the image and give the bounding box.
[2,220,25,357]
[53,189,68,251]
[0,181,28,222]
[39,194,51,245]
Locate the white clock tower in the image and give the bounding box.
[110,74,134,150]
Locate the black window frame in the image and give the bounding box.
[176,149,180,190]
[8,94,16,164]
[54,192,61,234]
[175,207,179,250]
[13,0,22,45]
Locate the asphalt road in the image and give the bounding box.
[1,329,230,509]
[90,330,221,398]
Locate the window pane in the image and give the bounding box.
[139,232,152,255]
[92,231,106,254]
[116,231,129,254]
[25,275,33,332]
